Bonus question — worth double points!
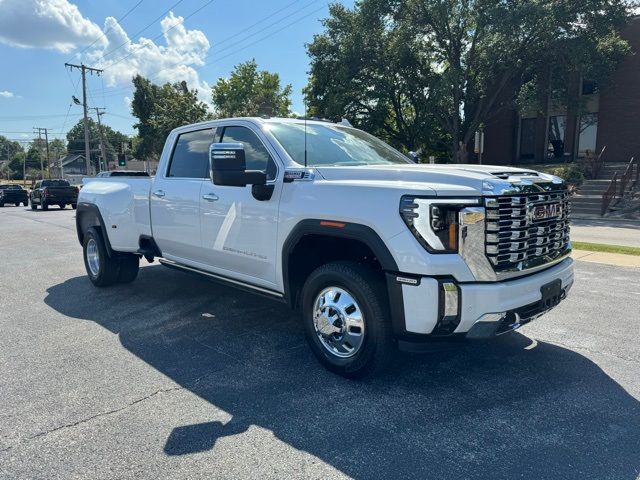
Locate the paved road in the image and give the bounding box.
[570,217,640,248]
[1,206,639,480]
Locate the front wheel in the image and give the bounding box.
[59,204,65,209]
[301,261,395,378]
[41,202,48,211]
[71,203,77,210]
[30,202,37,210]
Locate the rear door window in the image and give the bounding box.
[167,129,216,178]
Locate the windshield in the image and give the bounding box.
[42,180,70,187]
[266,123,411,167]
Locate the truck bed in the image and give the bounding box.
[80,177,153,252]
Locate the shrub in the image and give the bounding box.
[548,164,585,186]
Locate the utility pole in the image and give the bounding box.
[65,63,103,176]
[92,107,107,172]
[32,128,52,178]
[33,127,51,178]
[33,127,44,179]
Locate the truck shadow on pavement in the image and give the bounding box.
[44,265,640,480]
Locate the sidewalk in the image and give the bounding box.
[570,217,640,248]
[572,249,640,268]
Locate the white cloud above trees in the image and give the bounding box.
[0,0,212,99]
[87,12,211,96]
[0,0,105,52]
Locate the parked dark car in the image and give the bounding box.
[30,179,78,210]
[0,185,29,207]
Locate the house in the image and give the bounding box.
[49,154,93,178]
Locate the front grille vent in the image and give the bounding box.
[484,191,570,271]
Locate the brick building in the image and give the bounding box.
[480,16,640,166]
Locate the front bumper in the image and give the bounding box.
[387,257,574,342]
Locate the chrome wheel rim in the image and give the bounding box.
[313,287,365,358]
[86,238,100,276]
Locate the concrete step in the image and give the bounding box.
[571,206,602,216]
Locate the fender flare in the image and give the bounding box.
[75,202,114,257]
[281,219,399,307]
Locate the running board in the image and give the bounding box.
[158,258,285,300]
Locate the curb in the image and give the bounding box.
[572,249,640,268]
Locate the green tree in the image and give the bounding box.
[307,0,632,162]
[49,138,66,161]
[211,59,293,118]
[66,119,129,170]
[131,75,210,160]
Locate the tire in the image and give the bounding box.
[117,254,140,283]
[0,203,4,207]
[22,201,28,207]
[30,202,37,210]
[14,203,19,207]
[71,203,77,210]
[59,204,65,209]
[301,261,395,378]
[83,227,120,287]
[41,202,48,211]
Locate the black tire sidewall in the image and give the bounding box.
[301,262,391,377]
[83,228,119,287]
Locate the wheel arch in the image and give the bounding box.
[282,219,398,309]
[75,203,114,257]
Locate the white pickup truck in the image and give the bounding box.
[77,117,574,377]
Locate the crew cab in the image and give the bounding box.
[76,117,574,377]
[0,184,28,207]
[30,179,78,210]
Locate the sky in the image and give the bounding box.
[0,0,355,146]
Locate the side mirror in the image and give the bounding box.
[210,143,267,187]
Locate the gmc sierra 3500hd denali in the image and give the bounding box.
[76,117,574,377]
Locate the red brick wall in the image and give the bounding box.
[597,17,640,162]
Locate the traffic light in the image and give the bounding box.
[117,153,126,167]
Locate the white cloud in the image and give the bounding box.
[88,12,211,104]
[0,90,15,98]
[0,0,105,53]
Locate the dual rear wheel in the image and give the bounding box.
[83,227,140,287]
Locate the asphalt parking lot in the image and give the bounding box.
[1,206,639,480]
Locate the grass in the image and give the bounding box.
[573,241,640,256]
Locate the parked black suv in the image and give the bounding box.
[0,185,29,207]
[30,179,78,210]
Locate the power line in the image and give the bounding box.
[141,1,327,85]
[93,0,187,64]
[71,0,146,62]
[84,0,314,96]
[106,0,217,69]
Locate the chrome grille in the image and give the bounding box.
[484,191,570,271]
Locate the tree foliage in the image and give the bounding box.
[307,0,632,162]
[131,75,211,160]
[211,59,293,118]
[66,118,129,169]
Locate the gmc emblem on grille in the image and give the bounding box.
[529,203,562,222]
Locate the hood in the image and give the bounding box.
[314,164,564,196]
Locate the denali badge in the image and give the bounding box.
[529,203,562,222]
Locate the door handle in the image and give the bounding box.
[152,190,165,198]
[202,193,219,202]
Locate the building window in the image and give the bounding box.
[547,116,567,160]
[578,113,599,157]
[519,118,536,160]
[582,79,599,96]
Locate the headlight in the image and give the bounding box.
[400,196,480,253]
